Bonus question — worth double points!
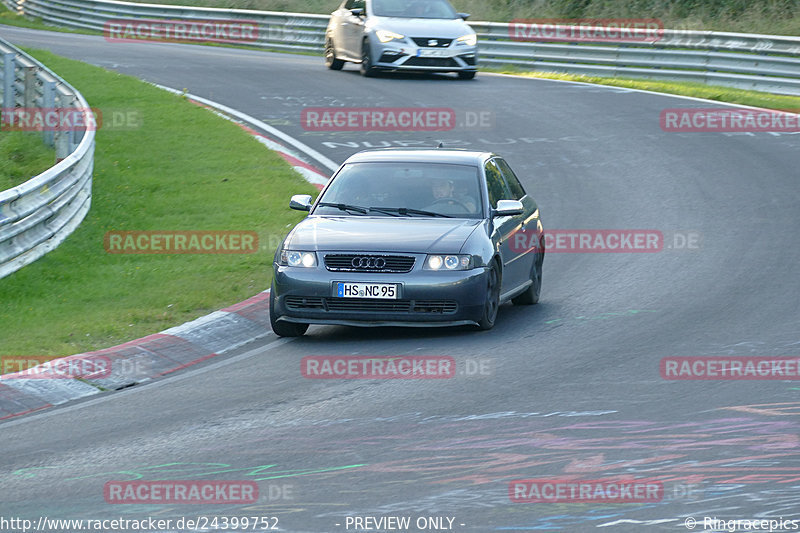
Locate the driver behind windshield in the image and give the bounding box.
[425,177,477,214]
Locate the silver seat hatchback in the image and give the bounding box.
[325,0,478,79]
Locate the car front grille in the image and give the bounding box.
[404,57,459,68]
[411,300,459,313]
[412,37,453,48]
[284,296,325,310]
[285,297,457,314]
[324,254,415,273]
[379,51,404,62]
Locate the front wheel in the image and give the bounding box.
[325,38,344,70]
[512,256,542,305]
[360,39,378,77]
[458,71,476,80]
[476,263,500,330]
[269,289,309,337]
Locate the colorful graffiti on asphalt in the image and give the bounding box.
[5,404,799,527]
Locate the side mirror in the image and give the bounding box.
[350,7,364,17]
[457,12,470,20]
[289,194,313,211]
[493,199,523,217]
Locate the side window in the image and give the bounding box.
[495,158,527,200]
[344,0,364,10]
[484,160,511,208]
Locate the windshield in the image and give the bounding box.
[372,0,459,19]
[315,161,483,218]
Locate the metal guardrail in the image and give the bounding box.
[0,37,94,279]
[475,22,800,95]
[2,0,800,95]
[5,0,330,53]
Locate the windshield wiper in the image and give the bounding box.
[364,207,403,217]
[317,202,369,215]
[370,207,452,218]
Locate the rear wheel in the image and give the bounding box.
[360,39,378,77]
[325,38,344,70]
[476,262,500,330]
[269,288,309,337]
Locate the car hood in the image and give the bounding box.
[286,216,482,253]
[370,17,474,39]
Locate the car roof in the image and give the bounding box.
[343,148,495,166]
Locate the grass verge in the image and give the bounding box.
[484,67,800,112]
[0,48,317,356]
[0,131,55,190]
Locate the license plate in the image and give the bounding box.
[417,48,452,57]
[336,282,398,299]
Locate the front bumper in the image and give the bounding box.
[272,259,488,327]
[370,39,477,73]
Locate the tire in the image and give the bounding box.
[458,70,476,80]
[512,253,542,305]
[325,38,344,70]
[269,288,309,337]
[360,39,378,77]
[476,262,501,330]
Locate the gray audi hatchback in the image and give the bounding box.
[269,149,544,336]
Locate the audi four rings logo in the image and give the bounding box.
[352,256,387,269]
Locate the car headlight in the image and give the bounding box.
[280,250,317,268]
[424,254,472,271]
[376,30,405,43]
[456,33,477,46]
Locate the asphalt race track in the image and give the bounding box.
[2,25,800,532]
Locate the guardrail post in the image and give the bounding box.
[56,92,75,160]
[42,78,56,147]
[22,64,36,108]
[2,52,14,111]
